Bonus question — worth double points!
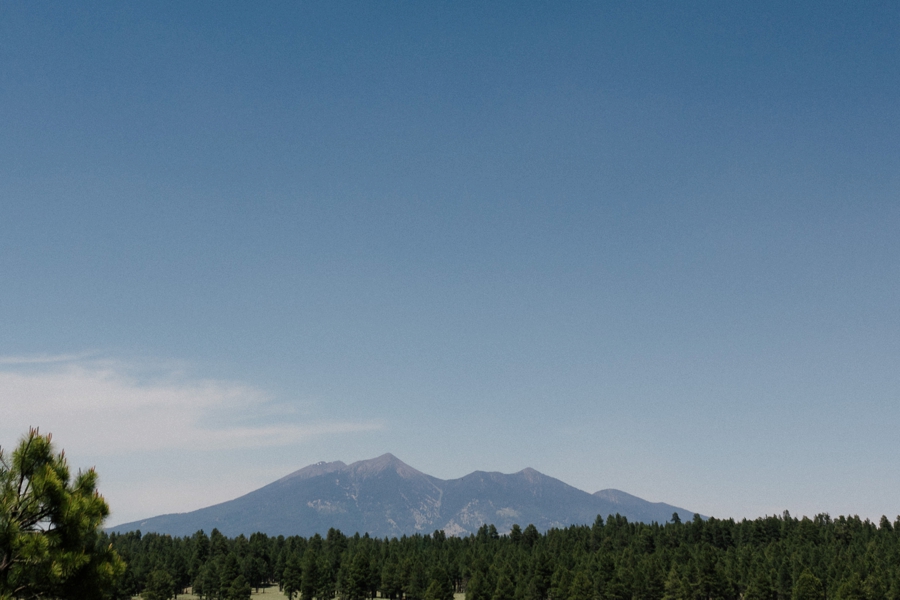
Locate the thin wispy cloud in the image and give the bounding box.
[0,352,96,365]
[0,356,381,458]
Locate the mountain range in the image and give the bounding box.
[109,454,698,538]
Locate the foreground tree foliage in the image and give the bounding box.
[0,428,125,599]
[109,510,900,600]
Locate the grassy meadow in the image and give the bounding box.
[138,587,282,599]
[142,590,467,600]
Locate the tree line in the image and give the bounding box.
[106,510,900,600]
[4,429,900,600]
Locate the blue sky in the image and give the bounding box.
[1,1,898,526]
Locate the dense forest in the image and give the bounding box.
[107,512,900,600]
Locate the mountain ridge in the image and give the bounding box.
[109,455,699,537]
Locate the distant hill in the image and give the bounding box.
[108,454,698,537]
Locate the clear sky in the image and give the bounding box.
[1,1,898,527]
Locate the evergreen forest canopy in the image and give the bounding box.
[3,429,899,600]
[109,510,900,600]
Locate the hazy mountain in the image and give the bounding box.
[109,454,698,537]
[592,488,695,525]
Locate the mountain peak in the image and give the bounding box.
[373,452,402,464]
[349,453,425,479]
[513,467,545,483]
[277,459,347,483]
[109,455,700,537]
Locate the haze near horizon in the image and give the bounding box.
[1,1,898,527]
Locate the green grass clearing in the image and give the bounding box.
[138,590,467,600]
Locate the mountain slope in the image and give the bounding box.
[592,488,694,524]
[109,455,698,537]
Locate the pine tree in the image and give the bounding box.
[568,571,593,600]
[467,570,491,600]
[220,552,242,594]
[381,555,403,600]
[550,569,571,600]
[144,568,176,600]
[283,553,303,599]
[834,573,865,600]
[225,574,251,600]
[342,550,370,600]
[425,578,454,600]
[0,428,125,598]
[405,558,428,600]
[493,574,515,600]
[301,548,320,600]
[792,570,824,600]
